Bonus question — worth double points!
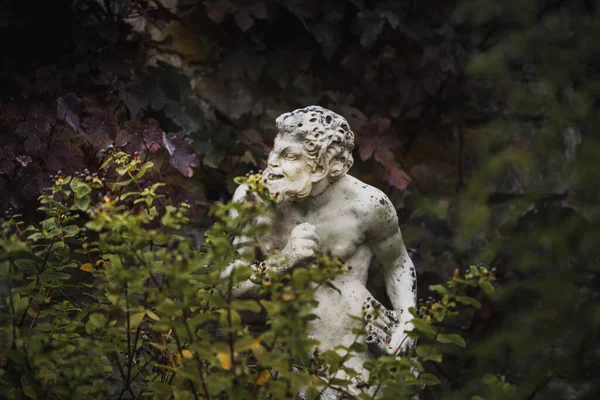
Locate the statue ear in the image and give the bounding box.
[310,164,328,182]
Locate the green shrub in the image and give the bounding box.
[0,152,493,400]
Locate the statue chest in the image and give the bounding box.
[260,206,365,262]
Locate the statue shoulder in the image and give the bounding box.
[232,183,251,202]
[342,175,399,236]
[343,176,394,213]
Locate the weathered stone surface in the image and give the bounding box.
[224,106,417,397]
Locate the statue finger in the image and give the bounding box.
[297,238,319,251]
[296,248,315,260]
[365,324,390,356]
[363,297,389,325]
[295,222,316,232]
[295,230,320,243]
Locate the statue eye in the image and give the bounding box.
[285,153,297,160]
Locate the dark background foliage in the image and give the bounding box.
[1,0,599,398]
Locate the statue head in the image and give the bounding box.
[263,105,355,203]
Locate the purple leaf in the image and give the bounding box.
[47,143,85,172]
[24,135,41,155]
[247,2,268,19]
[57,93,82,133]
[82,108,118,149]
[35,65,61,93]
[0,147,15,176]
[15,108,54,140]
[162,132,200,178]
[234,10,254,32]
[387,165,411,191]
[119,82,147,117]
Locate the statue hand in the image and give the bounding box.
[363,297,414,356]
[389,320,415,355]
[280,223,319,268]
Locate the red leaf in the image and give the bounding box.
[0,104,25,123]
[116,120,164,154]
[358,139,375,161]
[0,147,15,176]
[57,93,82,133]
[207,0,229,23]
[387,164,411,191]
[234,11,254,32]
[15,108,54,140]
[119,82,147,117]
[145,119,164,152]
[47,143,85,172]
[162,132,200,178]
[24,135,42,155]
[247,2,268,19]
[373,143,395,167]
[82,108,118,149]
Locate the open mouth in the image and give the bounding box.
[267,173,284,181]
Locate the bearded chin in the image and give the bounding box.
[266,173,313,204]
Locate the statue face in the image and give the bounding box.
[263,135,323,203]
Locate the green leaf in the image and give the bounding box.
[62,225,80,237]
[419,373,441,385]
[14,259,38,274]
[436,333,466,347]
[455,296,481,308]
[99,156,114,170]
[411,318,437,338]
[416,344,443,363]
[230,299,262,313]
[130,312,145,329]
[76,183,92,197]
[428,284,449,296]
[234,336,261,352]
[292,268,311,289]
[480,280,495,296]
[13,294,29,316]
[75,195,91,211]
[88,313,107,329]
[349,342,368,353]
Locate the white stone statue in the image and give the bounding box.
[225,106,417,396]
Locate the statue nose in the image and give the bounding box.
[267,154,279,168]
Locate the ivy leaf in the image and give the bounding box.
[387,164,411,191]
[357,118,398,166]
[15,107,54,141]
[116,119,163,154]
[82,108,118,149]
[0,104,25,123]
[47,142,85,172]
[119,81,147,118]
[56,93,82,133]
[354,11,385,48]
[35,65,61,93]
[162,132,200,178]
[24,134,41,155]
[0,147,15,176]
[234,11,255,32]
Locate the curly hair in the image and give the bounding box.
[275,105,355,181]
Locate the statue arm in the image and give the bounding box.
[220,184,305,298]
[220,184,261,298]
[368,201,417,354]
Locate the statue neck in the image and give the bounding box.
[309,176,340,198]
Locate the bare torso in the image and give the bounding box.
[257,175,395,355]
